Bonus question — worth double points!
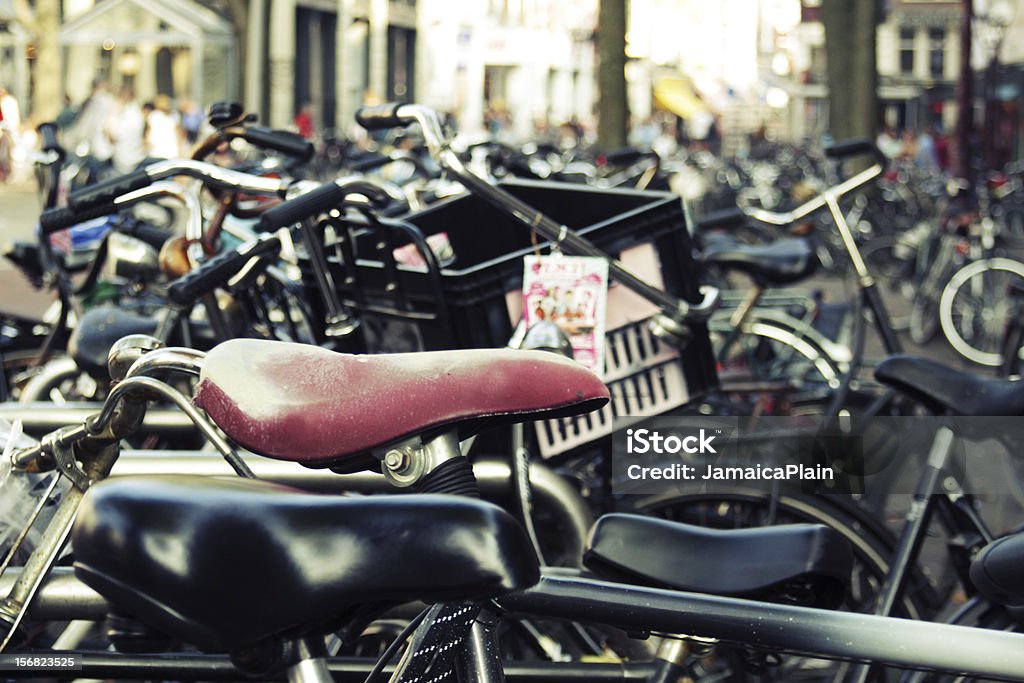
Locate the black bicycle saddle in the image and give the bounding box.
[73,475,540,652]
[584,514,852,609]
[875,355,1024,416]
[702,237,817,286]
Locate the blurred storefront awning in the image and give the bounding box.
[653,77,710,119]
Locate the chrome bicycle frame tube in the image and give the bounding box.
[499,574,1024,680]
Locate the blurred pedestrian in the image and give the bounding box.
[0,84,18,181]
[106,85,146,173]
[179,97,204,145]
[0,84,21,132]
[916,126,939,173]
[876,126,902,159]
[70,78,114,161]
[898,129,918,162]
[294,101,315,139]
[934,128,950,172]
[146,94,183,159]
[629,116,660,149]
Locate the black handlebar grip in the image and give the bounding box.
[68,169,152,211]
[166,236,281,306]
[38,204,118,235]
[602,147,649,165]
[695,208,749,232]
[242,126,315,162]
[257,181,390,232]
[354,103,409,131]
[38,122,61,153]
[824,139,877,160]
[118,221,173,250]
[348,153,394,173]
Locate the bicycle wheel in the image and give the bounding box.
[711,312,844,391]
[939,257,1024,366]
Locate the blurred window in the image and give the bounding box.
[928,27,945,79]
[899,27,916,75]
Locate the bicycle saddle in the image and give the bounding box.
[193,339,609,467]
[701,237,816,286]
[970,533,1024,607]
[875,355,1024,416]
[584,514,852,609]
[72,475,539,652]
[69,306,214,381]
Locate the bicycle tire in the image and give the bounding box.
[938,257,1024,367]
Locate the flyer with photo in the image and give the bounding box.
[522,255,609,376]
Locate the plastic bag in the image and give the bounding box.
[0,419,64,556]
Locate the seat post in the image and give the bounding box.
[378,430,480,497]
[284,636,332,683]
[730,283,764,328]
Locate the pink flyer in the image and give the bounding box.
[522,255,609,376]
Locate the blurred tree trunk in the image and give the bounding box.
[596,0,628,151]
[821,0,879,145]
[14,0,61,120]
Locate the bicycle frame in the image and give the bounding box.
[745,159,904,358]
[6,571,1024,681]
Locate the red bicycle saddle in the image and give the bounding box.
[193,339,610,467]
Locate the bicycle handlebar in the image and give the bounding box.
[166,234,281,306]
[354,103,414,131]
[38,203,118,235]
[240,126,315,162]
[68,160,291,211]
[744,150,887,227]
[39,182,205,246]
[257,177,395,231]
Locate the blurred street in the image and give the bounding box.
[0,179,51,320]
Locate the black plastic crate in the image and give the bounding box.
[300,178,717,402]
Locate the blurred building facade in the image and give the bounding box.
[2,0,1022,158]
[775,0,1024,159]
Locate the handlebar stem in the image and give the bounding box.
[114,181,205,243]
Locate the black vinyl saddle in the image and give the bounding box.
[584,514,852,609]
[72,476,539,652]
[68,307,214,381]
[970,533,1024,607]
[702,237,816,286]
[875,355,1024,416]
